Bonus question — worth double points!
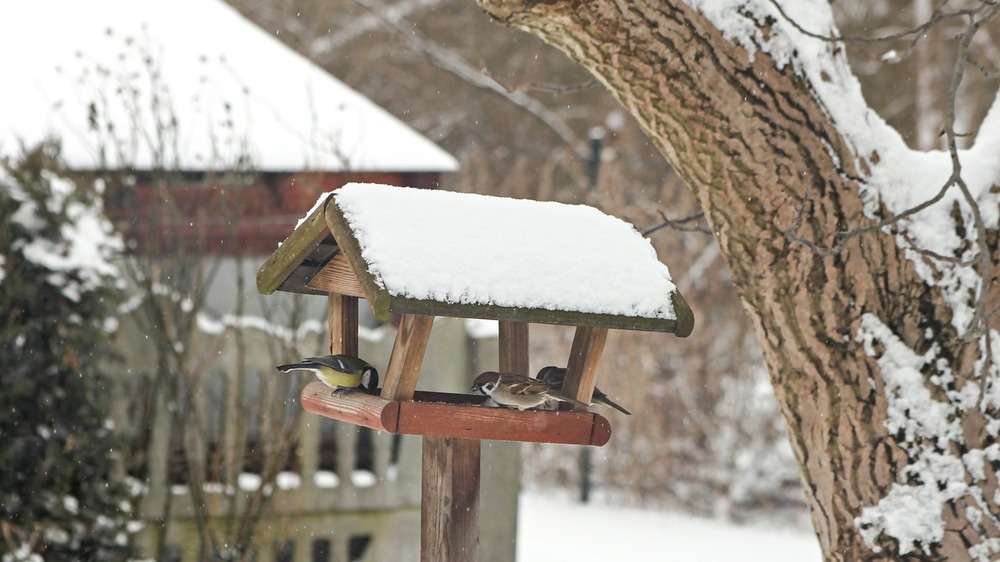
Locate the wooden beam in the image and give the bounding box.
[389,295,688,334]
[561,326,609,411]
[421,437,480,562]
[307,254,367,298]
[380,314,434,401]
[299,382,612,446]
[301,383,394,430]
[498,320,529,375]
[327,294,359,356]
[393,399,610,445]
[671,291,696,337]
[256,195,332,294]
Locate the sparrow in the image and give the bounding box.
[276,354,379,393]
[470,371,589,411]
[536,366,632,415]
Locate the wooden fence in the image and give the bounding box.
[112,315,517,562]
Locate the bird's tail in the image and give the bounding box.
[276,363,313,372]
[598,395,632,416]
[552,391,590,410]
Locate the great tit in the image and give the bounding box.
[276,354,379,394]
[470,371,589,411]
[536,366,632,415]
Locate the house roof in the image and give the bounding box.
[257,183,694,336]
[0,0,458,173]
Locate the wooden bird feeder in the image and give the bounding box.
[257,183,693,561]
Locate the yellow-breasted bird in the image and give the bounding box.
[276,354,379,394]
[536,365,632,415]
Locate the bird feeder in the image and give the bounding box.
[257,183,693,561]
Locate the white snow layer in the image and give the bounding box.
[332,183,679,321]
[518,494,821,562]
[685,0,1000,557]
[0,0,457,173]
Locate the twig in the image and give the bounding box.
[784,172,957,256]
[642,210,711,236]
[767,0,990,44]
[350,0,583,154]
[526,79,600,94]
[900,231,983,267]
[939,3,1000,346]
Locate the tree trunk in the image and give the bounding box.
[477,1,1000,560]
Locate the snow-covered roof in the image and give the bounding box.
[258,183,694,336]
[0,0,458,173]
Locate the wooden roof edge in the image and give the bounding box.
[671,290,695,338]
[323,196,392,316]
[256,194,334,294]
[386,293,693,335]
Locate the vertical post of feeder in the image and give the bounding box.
[492,320,529,556]
[328,294,359,356]
[498,320,529,375]
[421,436,481,562]
[373,313,479,561]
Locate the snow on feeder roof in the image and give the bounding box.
[257,183,697,558]
[258,183,693,336]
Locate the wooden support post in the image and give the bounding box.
[498,320,529,375]
[421,436,481,562]
[328,293,359,356]
[381,314,434,401]
[561,326,609,411]
[299,293,359,490]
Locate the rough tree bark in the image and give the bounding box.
[476,1,1000,560]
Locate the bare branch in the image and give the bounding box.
[768,0,991,44]
[525,79,600,94]
[900,231,983,267]
[642,210,711,236]
[784,169,958,256]
[350,0,584,154]
[941,3,1000,342]
[310,0,444,58]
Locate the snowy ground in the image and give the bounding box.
[518,494,822,561]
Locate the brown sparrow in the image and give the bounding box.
[470,371,589,411]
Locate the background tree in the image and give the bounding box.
[473,0,1000,560]
[0,144,136,562]
[75,35,315,559]
[229,0,800,521]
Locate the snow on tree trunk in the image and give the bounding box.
[477,0,1000,560]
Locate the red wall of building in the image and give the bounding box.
[104,171,441,256]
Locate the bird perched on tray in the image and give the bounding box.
[276,354,379,394]
[536,366,632,415]
[470,371,589,411]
